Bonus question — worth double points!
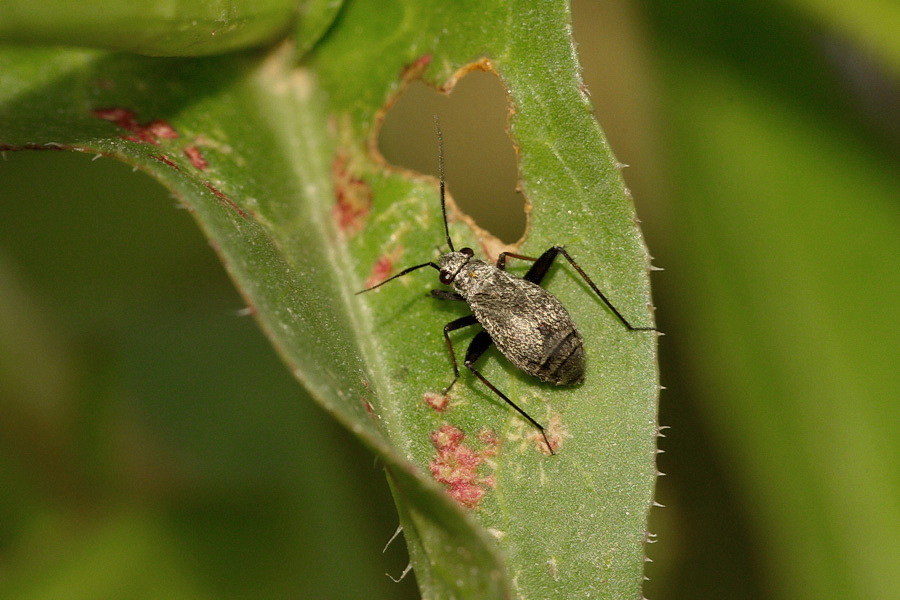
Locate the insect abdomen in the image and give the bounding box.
[537,327,584,385]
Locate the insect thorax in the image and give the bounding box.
[447,258,504,298]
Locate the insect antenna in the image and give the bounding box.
[355,261,439,294]
[358,118,455,295]
[433,115,454,252]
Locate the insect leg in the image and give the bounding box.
[430,289,465,302]
[497,249,555,285]
[501,247,658,331]
[464,331,554,454]
[551,246,658,331]
[441,314,479,395]
[497,250,537,273]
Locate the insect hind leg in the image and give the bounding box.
[500,246,657,332]
[464,331,554,454]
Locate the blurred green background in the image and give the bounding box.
[1,1,897,599]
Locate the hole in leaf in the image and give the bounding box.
[378,70,525,244]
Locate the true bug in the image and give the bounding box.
[358,119,657,453]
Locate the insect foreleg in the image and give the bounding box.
[441,315,479,394]
[430,289,465,302]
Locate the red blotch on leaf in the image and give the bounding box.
[94,108,180,146]
[331,152,371,236]
[94,108,213,172]
[150,154,179,169]
[93,107,137,127]
[424,392,449,413]
[202,181,247,219]
[364,255,395,289]
[533,413,565,455]
[146,120,179,139]
[183,145,208,170]
[429,424,499,509]
[400,54,432,81]
[477,428,501,457]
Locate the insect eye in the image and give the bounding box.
[439,271,454,285]
[460,247,474,257]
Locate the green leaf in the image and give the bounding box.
[0,0,301,56]
[0,0,659,597]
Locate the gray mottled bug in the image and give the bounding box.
[358,120,657,453]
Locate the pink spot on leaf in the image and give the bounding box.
[183,145,208,170]
[146,120,179,139]
[364,255,393,289]
[424,392,449,412]
[202,181,247,219]
[401,54,432,80]
[93,107,137,126]
[93,108,180,146]
[94,107,212,172]
[429,424,500,509]
[535,414,566,455]
[477,428,501,457]
[149,154,179,169]
[331,152,371,236]
[363,247,406,290]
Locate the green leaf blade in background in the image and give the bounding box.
[660,54,900,600]
[622,1,900,598]
[786,0,900,74]
[0,1,660,598]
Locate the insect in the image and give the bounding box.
[357,119,657,454]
